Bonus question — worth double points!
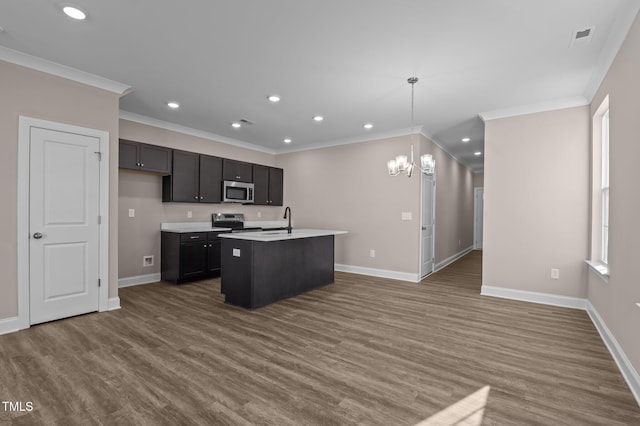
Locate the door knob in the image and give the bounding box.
[421,227,427,230]
[33,232,43,239]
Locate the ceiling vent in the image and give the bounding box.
[570,26,595,47]
[239,118,255,125]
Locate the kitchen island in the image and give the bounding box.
[219,229,347,309]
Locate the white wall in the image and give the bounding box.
[588,10,640,376]
[483,106,590,297]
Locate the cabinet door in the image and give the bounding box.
[252,164,269,205]
[268,167,284,206]
[119,139,140,170]
[180,241,208,279]
[223,159,253,182]
[169,150,200,202]
[199,155,223,203]
[139,143,172,174]
[207,238,222,273]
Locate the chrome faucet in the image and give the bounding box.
[283,206,292,234]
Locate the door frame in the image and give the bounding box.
[419,172,436,279]
[473,187,484,250]
[17,116,110,330]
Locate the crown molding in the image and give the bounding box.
[478,96,589,122]
[119,111,277,155]
[0,46,132,95]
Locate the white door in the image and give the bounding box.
[474,188,484,249]
[29,127,101,325]
[421,174,435,278]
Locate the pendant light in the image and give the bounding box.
[387,77,436,177]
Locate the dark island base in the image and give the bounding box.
[221,235,335,309]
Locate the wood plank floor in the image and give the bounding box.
[1,251,639,425]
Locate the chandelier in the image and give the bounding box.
[387,77,436,177]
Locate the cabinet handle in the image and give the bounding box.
[136,162,141,166]
[190,236,200,239]
[204,244,207,247]
[209,244,212,247]
[140,163,144,167]
[200,196,204,200]
[194,196,198,199]
[236,175,240,179]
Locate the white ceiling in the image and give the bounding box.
[1,1,639,172]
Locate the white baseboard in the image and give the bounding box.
[586,301,640,405]
[335,264,420,283]
[480,285,587,310]
[481,285,639,406]
[108,297,121,311]
[435,246,474,272]
[118,273,161,288]
[0,316,20,335]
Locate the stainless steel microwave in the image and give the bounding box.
[222,180,254,203]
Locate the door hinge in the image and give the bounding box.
[94,151,102,161]
[98,215,102,224]
[98,278,101,287]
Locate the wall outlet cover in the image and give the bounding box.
[551,268,560,279]
[401,212,412,220]
[143,255,154,267]
[128,209,135,218]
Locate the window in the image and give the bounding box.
[588,95,610,278]
[600,109,609,264]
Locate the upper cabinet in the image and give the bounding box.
[120,139,282,205]
[163,150,223,203]
[119,139,172,174]
[253,164,283,206]
[222,159,253,183]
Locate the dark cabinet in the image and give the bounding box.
[253,165,283,206]
[163,150,223,203]
[268,167,284,206]
[119,139,172,174]
[161,231,225,284]
[223,159,253,183]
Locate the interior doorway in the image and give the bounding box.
[474,187,484,249]
[420,173,436,278]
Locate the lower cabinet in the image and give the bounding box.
[161,231,225,284]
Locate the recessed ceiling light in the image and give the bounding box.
[313,115,324,122]
[62,6,87,20]
[474,151,482,156]
[364,123,373,130]
[268,95,281,103]
[167,101,180,109]
[231,122,241,128]
[283,138,292,144]
[462,137,470,142]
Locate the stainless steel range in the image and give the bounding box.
[212,213,261,232]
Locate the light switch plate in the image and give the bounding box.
[128,209,135,218]
[233,248,241,257]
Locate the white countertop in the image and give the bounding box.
[219,229,347,242]
[160,220,291,234]
[161,222,231,233]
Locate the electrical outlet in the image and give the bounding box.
[257,211,262,218]
[401,212,412,221]
[370,249,376,258]
[143,255,154,267]
[128,209,135,218]
[551,268,560,279]
[187,211,192,218]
